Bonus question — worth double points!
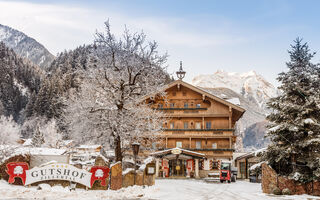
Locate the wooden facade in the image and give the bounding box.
[144,80,245,177]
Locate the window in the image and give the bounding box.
[196,104,201,108]
[184,102,188,108]
[206,122,211,129]
[212,143,217,149]
[170,103,175,108]
[184,122,188,129]
[196,141,201,149]
[195,122,201,129]
[176,141,182,148]
[170,122,174,129]
[212,161,219,170]
[158,103,163,108]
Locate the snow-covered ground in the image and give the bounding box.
[0,179,318,200]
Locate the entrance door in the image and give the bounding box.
[169,159,186,176]
[240,162,246,179]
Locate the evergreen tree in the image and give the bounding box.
[264,38,320,182]
[32,125,45,147]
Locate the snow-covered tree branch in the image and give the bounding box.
[64,21,170,161]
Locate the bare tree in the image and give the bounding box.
[65,21,169,161]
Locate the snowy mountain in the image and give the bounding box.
[193,70,279,151]
[192,70,279,110]
[0,24,54,69]
[203,87,268,151]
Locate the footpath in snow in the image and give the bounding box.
[0,179,319,200]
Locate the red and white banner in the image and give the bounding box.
[6,162,29,185]
[90,166,110,186]
[6,162,110,188]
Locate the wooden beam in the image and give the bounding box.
[229,106,232,129]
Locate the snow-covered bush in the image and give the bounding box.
[23,117,63,148]
[0,115,21,145]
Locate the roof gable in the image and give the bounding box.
[161,80,245,113]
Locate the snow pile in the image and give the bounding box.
[0,179,153,200]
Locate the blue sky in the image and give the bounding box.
[1,0,320,85]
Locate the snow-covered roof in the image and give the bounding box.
[22,138,32,146]
[249,161,265,171]
[28,148,67,155]
[226,98,240,106]
[77,145,101,149]
[235,148,266,161]
[62,140,73,146]
[151,147,205,158]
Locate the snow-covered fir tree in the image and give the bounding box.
[41,119,63,148]
[263,38,320,182]
[32,125,45,147]
[65,21,170,161]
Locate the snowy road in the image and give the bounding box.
[148,179,319,200]
[0,179,319,200]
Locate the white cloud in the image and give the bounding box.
[0,1,281,85]
[0,1,247,53]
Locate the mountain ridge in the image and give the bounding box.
[193,70,277,151]
[0,24,54,69]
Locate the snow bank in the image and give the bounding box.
[0,179,152,200]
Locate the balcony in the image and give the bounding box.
[157,147,235,152]
[155,108,207,111]
[163,129,234,132]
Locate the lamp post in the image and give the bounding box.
[176,61,186,80]
[132,142,140,185]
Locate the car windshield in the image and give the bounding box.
[221,163,230,170]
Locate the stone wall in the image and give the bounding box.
[262,163,320,196]
[110,162,122,190]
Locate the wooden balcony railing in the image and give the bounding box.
[163,129,234,132]
[155,108,207,111]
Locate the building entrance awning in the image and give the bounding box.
[151,147,205,160]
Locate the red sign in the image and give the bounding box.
[90,166,110,187]
[162,159,169,177]
[6,162,29,185]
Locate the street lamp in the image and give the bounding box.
[176,61,186,80]
[132,142,140,185]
